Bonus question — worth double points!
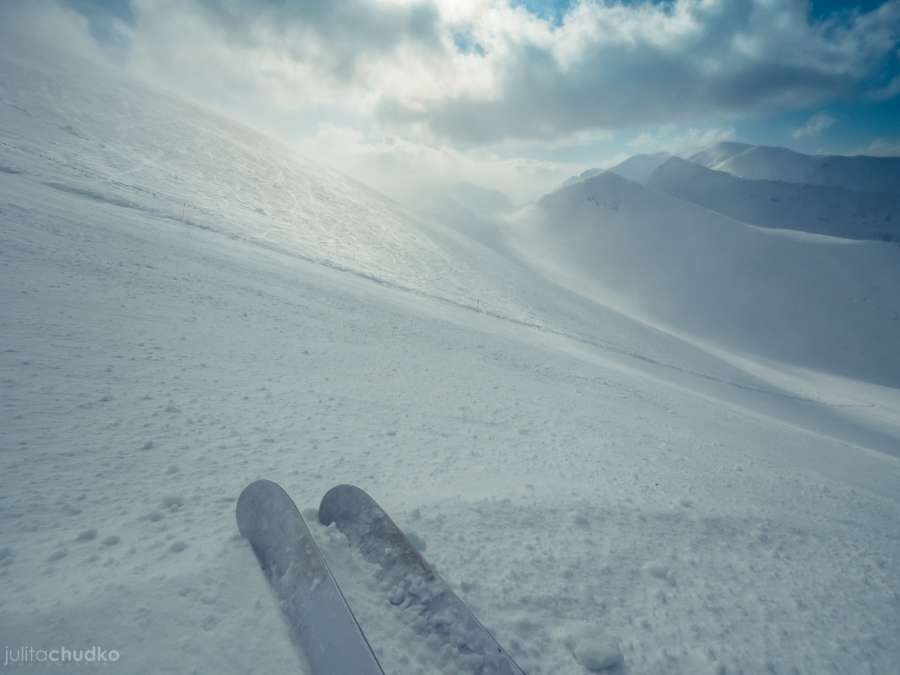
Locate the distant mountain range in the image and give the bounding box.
[572,142,900,242]
[688,142,900,194]
[646,156,900,242]
[521,156,900,385]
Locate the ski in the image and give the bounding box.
[236,480,385,675]
[319,484,527,675]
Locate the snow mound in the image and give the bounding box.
[564,626,626,673]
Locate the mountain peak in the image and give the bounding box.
[690,142,900,193]
[688,141,752,169]
[608,152,672,184]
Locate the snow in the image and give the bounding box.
[607,153,672,185]
[563,628,624,673]
[691,141,900,194]
[511,170,900,390]
[687,141,752,170]
[647,156,900,242]
[2,49,900,675]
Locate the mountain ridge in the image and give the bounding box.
[646,155,900,242]
[517,168,900,387]
[690,141,900,193]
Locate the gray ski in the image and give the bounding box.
[319,484,527,675]
[236,480,384,675]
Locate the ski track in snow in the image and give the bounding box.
[2,52,900,675]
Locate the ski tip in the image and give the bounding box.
[235,479,291,539]
[319,484,371,526]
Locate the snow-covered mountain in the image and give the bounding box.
[646,156,900,241]
[687,141,753,170]
[511,170,900,386]
[0,49,536,324]
[607,152,672,184]
[564,153,672,189]
[560,167,606,188]
[690,141,900,194]
[3,48,900,675]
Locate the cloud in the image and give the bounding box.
[869,74,900,100]
[0,0,112,64]
[628,126,737,155]
[792,112,837,138]
[863,137,900,156]
[34,0,900,149]
[376,0,900,145]
[118,0,455,117]
[145,0,444,86]
[297,124,584,205]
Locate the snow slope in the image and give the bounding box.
[0,50,535,326]
[691,141,900,194]
[647,156,900,241]
[511,170,900,388]
[3,50,900,675]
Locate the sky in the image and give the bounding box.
[5,0,900,205]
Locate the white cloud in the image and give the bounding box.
[869,74,900,100]
[792,112,837,139]
[29,0,898,148]
[297,124,584,205]
[377,0,900,144]
[863,137,900,156]
[0,1,112,65]
[628,126,737,155]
